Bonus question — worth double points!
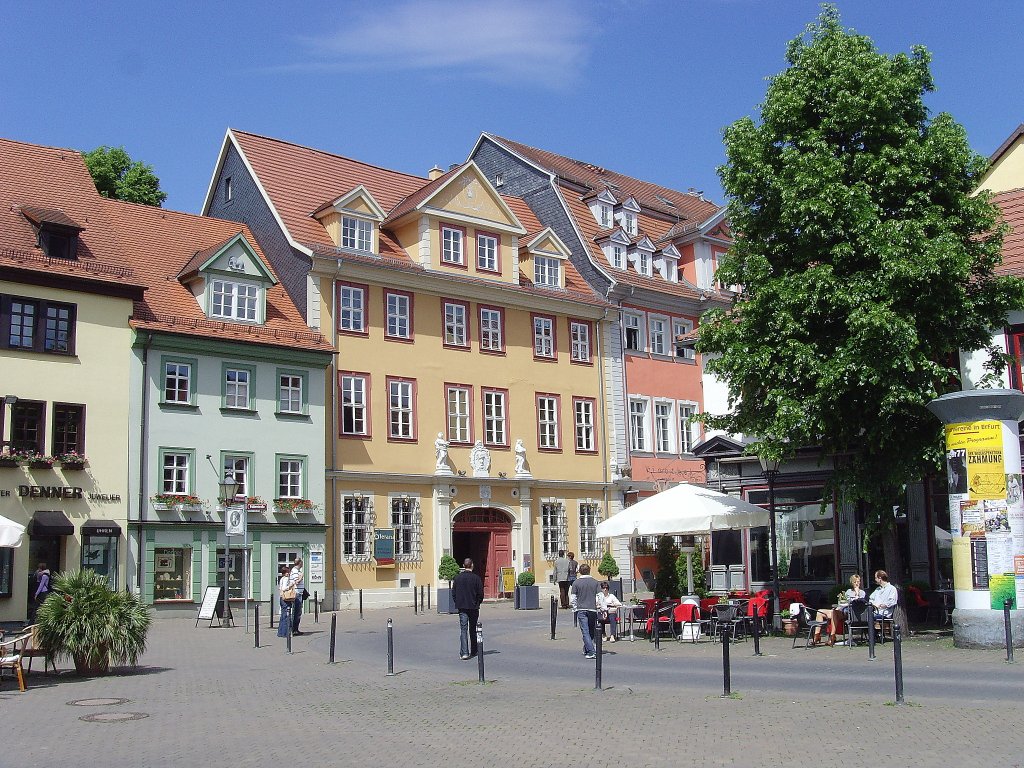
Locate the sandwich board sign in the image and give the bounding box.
[196,585,233,627]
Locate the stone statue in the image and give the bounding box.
[434,432,452,475]
[470,439,491,477]
[514,439,528,476]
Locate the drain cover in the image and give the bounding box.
[67,696,131,708]
[79,712,148,723]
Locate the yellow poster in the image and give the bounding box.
[947,421,1005,500]
[500,567,516,594]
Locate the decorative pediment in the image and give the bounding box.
[523,227,571,260]
[661,244,680,259]
[584,187,618,205]
[418,162,526,234]
[595,228,632,246]
[618,196,641,213]
[633,235,655,252]
[179,232,276,284]
[319,184,387,221]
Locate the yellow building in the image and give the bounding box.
[204,131,616,604]
[0,139,144,622]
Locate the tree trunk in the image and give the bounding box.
[880,526,911,633]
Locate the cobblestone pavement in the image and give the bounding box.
[4,603,1024,767]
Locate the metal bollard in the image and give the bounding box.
[893,623,905,704]
[328,614,337,664]
[270,596,275,629]
[595,629,603,690]
[1005,598,1015,663]
[314,591,319,624]
[386,617,395,676]
[254,603,260,648]
[419,585,424,612]
[867,610,877,660]
[476,621,485,683]
[286,609,293,655]
[550,595,557,639]
[359,589,364,620]
[654,601,662,650]
[514,585,520,610]
[413,586,417,615]
[428,584,431,611]
[721,626,732,697]
[752,609,762,656]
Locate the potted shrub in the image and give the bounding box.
[597,552,622,599]
[514,570,540,610]
[780,608,798,637]
[437,554,460,614]
[36,569,152,676]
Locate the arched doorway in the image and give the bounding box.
[452,508,513,599]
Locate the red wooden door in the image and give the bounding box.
[486,529,512,598]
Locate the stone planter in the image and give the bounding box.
[437,585,458,614]
[514,585,540,610]
[74,646,110,676]
[782,619,798,636]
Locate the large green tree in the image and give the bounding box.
[698,7,1023,588]
[82,146,167,206]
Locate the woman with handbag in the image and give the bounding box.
[597,582,622,642]
[277,564,295,638]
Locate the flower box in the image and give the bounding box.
[29,457,55,469]
[57,451,88,470]
[152,494,203,511]
[60,461,87,470]
[0,456,18,468]
[273,498,317,514]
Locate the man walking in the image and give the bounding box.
[453,558,484,660]
[290,557,306,635]
[554,550,571,609]
[570,563,601,659]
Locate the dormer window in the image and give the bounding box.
[636,251,652,277]
[22,206,82,261]
[211,279,259,322]
[534,256,561,288]
[600,205,611,227]
[625,213,636,236]
[342,216,373,252]
[38,228,77,260]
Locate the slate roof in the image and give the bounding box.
[0,137,144,291]
[232,131,609,308]
[993,187,1024,277]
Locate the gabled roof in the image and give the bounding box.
[993,187,1024,276]
[212,129,427,251]
[0,137,145,293]
[106,200,332,353]
[989,124,1024,166]
[175,231,277,284]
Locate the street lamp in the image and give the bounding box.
[758,454,782,631]
[218,472,243,628]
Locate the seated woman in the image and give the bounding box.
[597,582,622,642]
[816,573,866,645]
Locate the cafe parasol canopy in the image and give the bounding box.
[596,483,770,538]
[0,513,25,548]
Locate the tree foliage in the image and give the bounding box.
[698,6,1023,517]
[654,535,680,600]
[597,551,620,580]
[82,146,167,206]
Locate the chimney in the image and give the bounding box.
[428,165,444,180]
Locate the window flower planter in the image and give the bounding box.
[152,494,203,512]
[29,457,55,469]
[0,456,19,468]
[57,452,87,470]
[273,498,317,514]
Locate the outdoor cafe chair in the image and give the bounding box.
[710,604,745,642]
[674,602,703,643]
[792,605,830,649]
[843,599,873,647]
[0,630,30,692]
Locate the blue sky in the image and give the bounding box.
[3,1,1022,213]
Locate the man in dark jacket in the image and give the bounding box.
[453,558,484,659]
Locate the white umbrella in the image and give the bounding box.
[0,513,25,548]
[596,483,770,538]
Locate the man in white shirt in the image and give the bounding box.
[869,570,898,619]
[290,558,306,634]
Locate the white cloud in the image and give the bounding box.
[294,0,595,89]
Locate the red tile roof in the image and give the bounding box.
[106,200,333,353]
[230,130,427,249]
[0,137,145,291]
[994,188,1024,276]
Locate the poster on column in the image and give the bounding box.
[945,419,1024,608]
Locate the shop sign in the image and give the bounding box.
[16,485,84,499]
[374,528,395,567]
[309,547,325,584]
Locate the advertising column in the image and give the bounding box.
[929,389,1024,647]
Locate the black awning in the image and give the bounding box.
[28,511,74,536]
[81,519,121,537]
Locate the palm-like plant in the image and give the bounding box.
[36,569,152,675]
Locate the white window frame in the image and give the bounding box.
[278,373,303,414]
[480,307,503,352]
[444,302,468,347]
[654,400,675,454]
[534,256,561,288]
[278,457,303,499]
[388,379,415,440]
[341,216,373,252]
[541,500,566,559]
[340,374,368,436]
[211,279,259,322]
[391,495,422,561]
[223,454,250,497]
[339,285,366,333]
[625,212,636,235]
[385,291,411,340]
[164,361,192,404]
[579,501,601,559]
[533,316,555,358]
[483,389,508,447]
[537,395,560,450]
[636,251,652,277]
[570,321,590,363]
[629,397,650,453]
[574,398,595,452]
[477,233,498,271]
[447,385,471,444]
[623,312,645,352]
[441,226,464,265]
[679,401,699,454]
[673,319,695,360]
[225,367,251,410]
[162,452,189,495]
[612,245,625,269]
[649,315,668,356]
[600,204,611,227]
[342,493,373,561]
